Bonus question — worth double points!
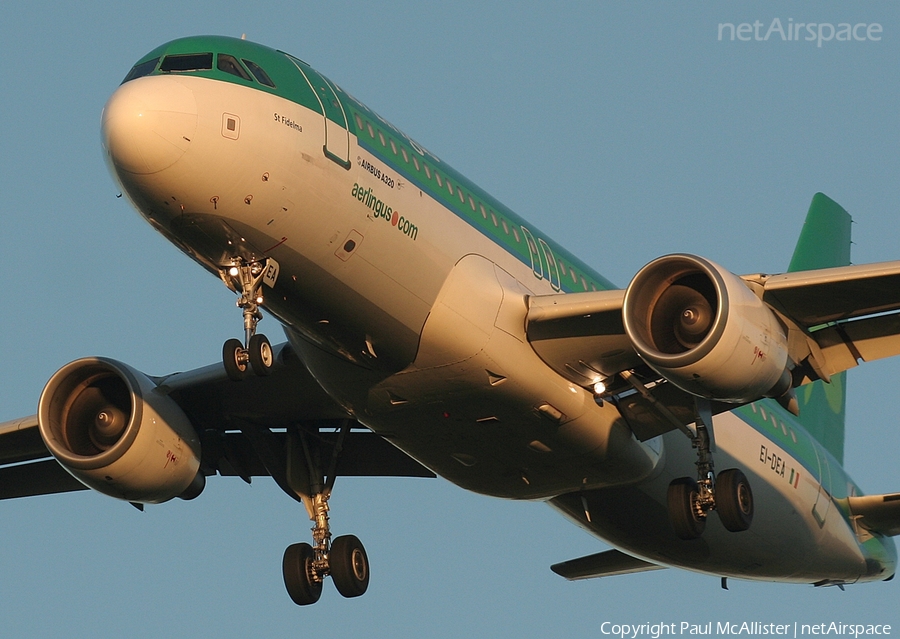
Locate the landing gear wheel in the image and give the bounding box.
[223,338,247,381]
[668,477,706,540]
[716,468,753,532]
[283,542,323,606]
[330,534,369,598]
[248,333,274,376]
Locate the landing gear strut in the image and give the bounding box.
[282,422,370,605]
[668,400,754,540]
[221,258,275,381]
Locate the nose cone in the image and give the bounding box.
[101,76,197,175]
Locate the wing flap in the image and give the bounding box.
[0,415,48,465]
[0,459,87,500]
[847,493,900,537]
[759,260,900,325]
[550,548,665,580]
[813,313,900,377]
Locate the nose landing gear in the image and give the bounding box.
[667,400,754,540]
[220,258,278,381]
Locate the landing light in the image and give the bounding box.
[228,266,240,277]
[592,379,607,395]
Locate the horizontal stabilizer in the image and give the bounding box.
[550,549,665,581]
[847,493,900,537]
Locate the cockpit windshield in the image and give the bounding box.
[159,53,213,73]
[217,54,252,80]
[243,59,276,88]
[121,46,277,90]
[121,58,159,84]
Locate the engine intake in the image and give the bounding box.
[622,254,791,403]
[38,358,203,503]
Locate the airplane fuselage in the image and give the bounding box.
[101,36,896,586]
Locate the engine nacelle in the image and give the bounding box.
[38,357,204,504]
[622,254,791,403]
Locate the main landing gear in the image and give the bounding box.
[221,258,275,381]
[282,422,370,605]
[667,400,754,540]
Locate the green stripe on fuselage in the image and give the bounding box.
[131,35,615,295]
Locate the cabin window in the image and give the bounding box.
[559,261,567,276]
[445,179,452,194]
[468,196,476,211]
[491,212,498,227]
[413,156,420,171]
[354,114,364,129]
[424,164,431,178]
[217,54,252,81]
[401,147,409,163]
[122,58,159,83]
[367,122,375,138]
[502,219,509,234]
[480,204,487,219]
[458,189,465,204]
[242,59,276,87]
[378,131,386,146]
[390,139,398,154]
[571,269,577,284]
[435,171,442,186]
[160,53,213,73]
[512,228,520,242]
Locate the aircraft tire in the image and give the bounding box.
[248,333,273,376]
[330,534,369,598]
[668,477,706,540]
[716,468,753,532]
[283,542,323,606]
[222,338,247,381]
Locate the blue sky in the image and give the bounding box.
[1,2,899,637]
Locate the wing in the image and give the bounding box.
[0,342,433,502]
[526,290,735,440]
[525,259,900,439]
[754,261,900,383]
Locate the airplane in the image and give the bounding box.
[2,34,900,605]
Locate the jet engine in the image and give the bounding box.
[38,357,204,503]
[622,254,791,403]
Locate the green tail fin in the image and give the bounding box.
[788,193,851,463]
